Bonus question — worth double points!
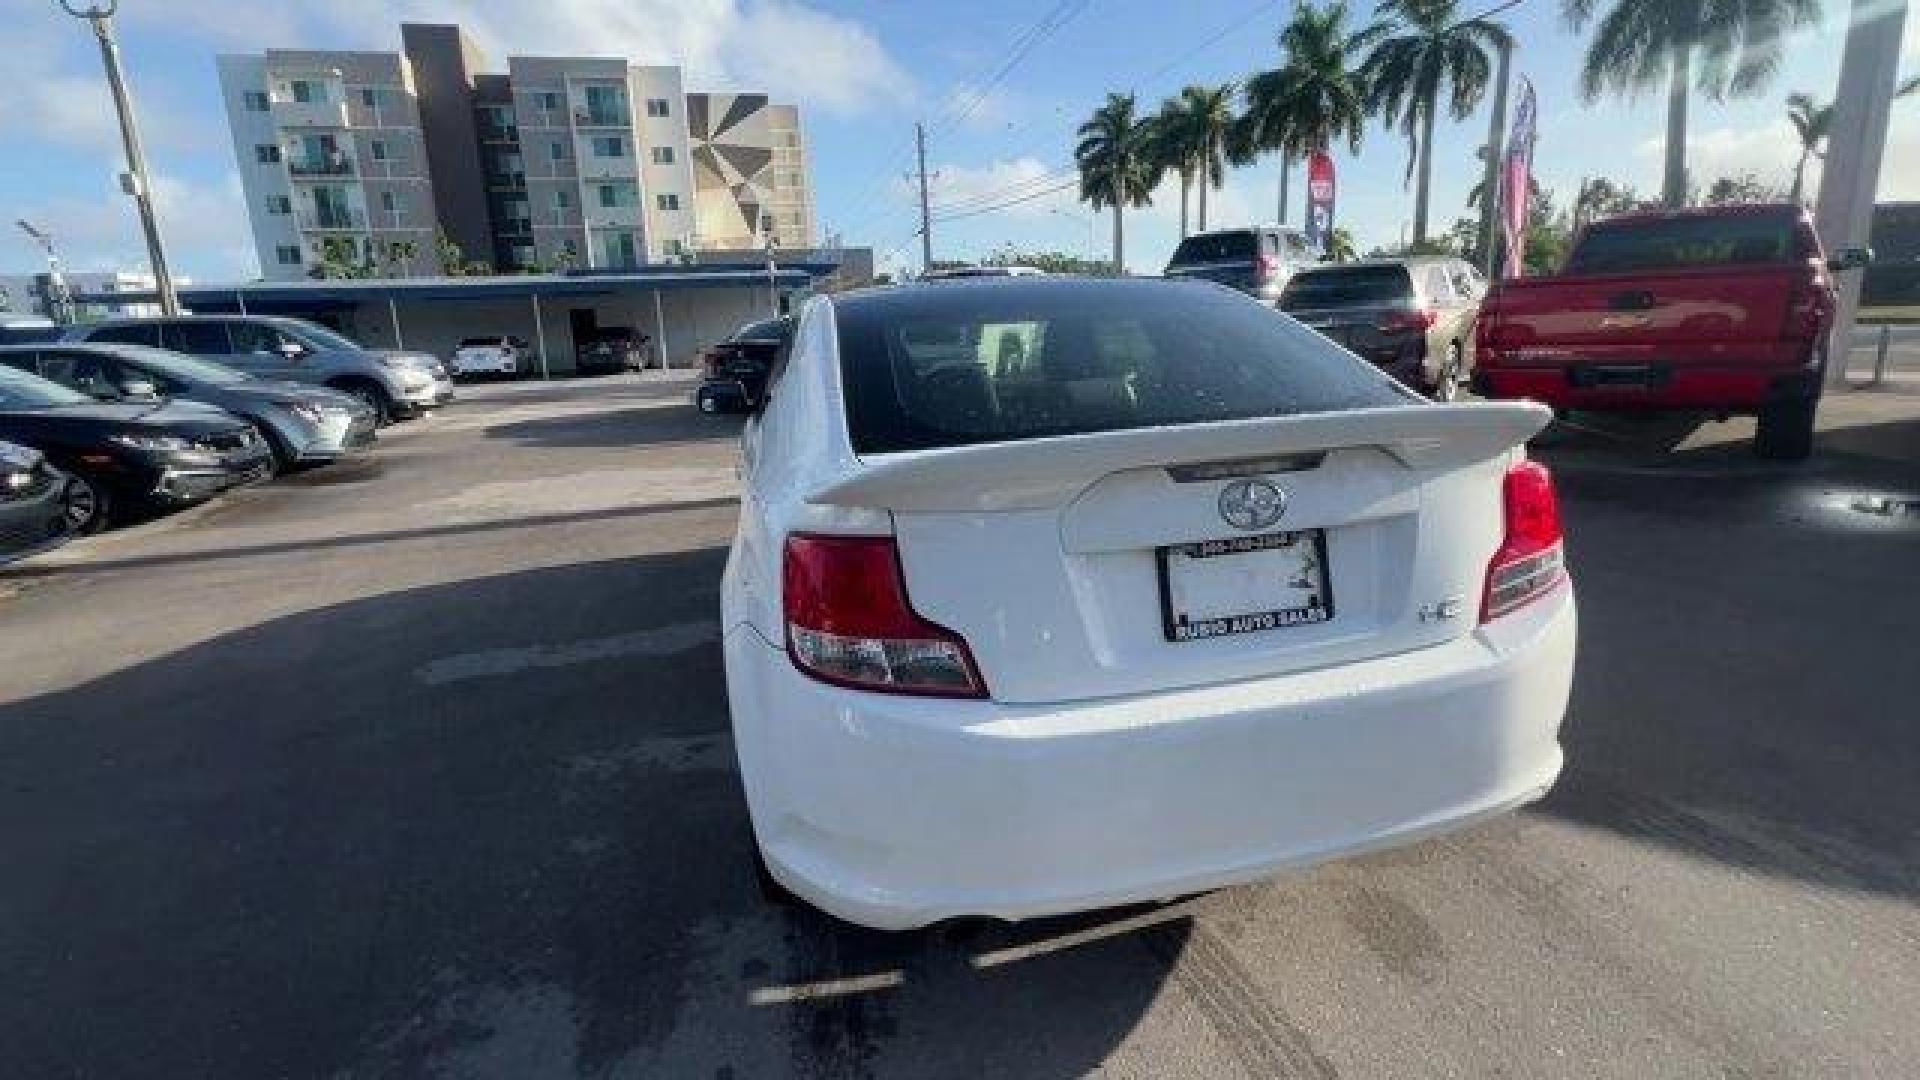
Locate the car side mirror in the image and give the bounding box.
[119,378,160,400]
[1827,247,1872,273]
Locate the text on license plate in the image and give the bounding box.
[1158,531,1333,643]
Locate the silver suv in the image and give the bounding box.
[1164,226,1318,305]
[67,315,453,423]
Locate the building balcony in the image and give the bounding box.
[298,208,365,231]
[486,171,527,191]
[288,155,355,178]
[479,124,519,143]
[270,97,350,129]
[495,217,534,236]
[573,108,631,128]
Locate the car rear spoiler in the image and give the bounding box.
[810,402,1552,513]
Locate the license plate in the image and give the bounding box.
[1157,531,1333,643]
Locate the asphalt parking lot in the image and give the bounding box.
[3,356,1918,1079]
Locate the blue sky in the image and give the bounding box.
[2,0,1914,283]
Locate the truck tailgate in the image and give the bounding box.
[1480,264,1802,367]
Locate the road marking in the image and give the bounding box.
[414,619,718,686]
[749,970,905,1005]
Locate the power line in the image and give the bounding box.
[931,178,1081,223]
[930,167,1080,213]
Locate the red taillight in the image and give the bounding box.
[1379,307,1439,334]
[1256,252,1279,283]
[1481,459,1566,623]
[783,533,986,698]
[1782,262,1833,343]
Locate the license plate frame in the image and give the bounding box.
[1156,530,1334,643]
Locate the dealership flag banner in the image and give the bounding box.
[1305,151,1336,252]
[1500,78,1537,278]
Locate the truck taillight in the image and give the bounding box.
[1782,262,1833,343]
[783,533,986,698]
[1379,307,1439,334]
[1482,459,1566,623]
[1256,251,1279,283]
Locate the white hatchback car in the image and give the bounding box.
[451,335,528,378]
[722,277,1576,930]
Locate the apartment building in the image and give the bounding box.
[217,51,440,280]
[219,24,814,280]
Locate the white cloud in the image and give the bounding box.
[925,157,1077,220]
[1636,123,1802,192]
[0,18,213,157]
[13,172,257,282]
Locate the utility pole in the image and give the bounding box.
[1815,0,1908,391]
[915,122,934,273]
[60,1,179,316]
[1478,38,1513,278]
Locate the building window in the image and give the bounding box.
[549,140,568,162]
[266,194,291,215]
[655,192,680,211]
[583,84,628,126]
[539,91,562,111]
[370,139,389,161]
[380,191,405,218]
[360,86,379,110]
[243,91,269,112]
[646,98,670,118]
[276,244,302,265]
[256,144,281,164]
[289,79,324,104]
[555,189,572,210]
[591,136,624,158]
[650,146,674,165]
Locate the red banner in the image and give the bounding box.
[1500,79,1537,279]
[1305,151,1336,252]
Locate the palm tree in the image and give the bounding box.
[1075,92,1159,272]
[1564,0,1821,209]
[1233,2,1381,225]
[1324,227,1358,262]
[1785,93,1833,204]
[1360,0,1511,246]
[1148,93,1204,238]
[1570,175,1639,226]
[1184,83,1236,232]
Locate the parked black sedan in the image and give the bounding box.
[0,343,376,471]
[694,316,792,413]
[0,366,272,533]
[0,439,72,565]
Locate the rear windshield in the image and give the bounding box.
[733,319,789,342]
[1280,266,1414,309]
[835,281,1407,454]
[1567,212,1803,274]
[1169,231,1260,266]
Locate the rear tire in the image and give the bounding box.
[63,471,113,535]
[1754,395,1816,460]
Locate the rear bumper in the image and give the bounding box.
[727,584,1576,930]
[1473,362,1819,410]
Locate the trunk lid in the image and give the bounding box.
[813,403,1548,704]
[1482,265,1807,368]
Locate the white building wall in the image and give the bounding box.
[218,55,299,280]
[631,66,697,262]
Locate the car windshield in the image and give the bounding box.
[0,365,94,408]
[279,319,362,352]
[1280,265,1416,309]
[836,280,1406,454]
[119,346,250,385]
[1567,212,1802,274]
[1169,231,1259,265]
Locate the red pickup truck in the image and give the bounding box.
[1473,204,1865,459]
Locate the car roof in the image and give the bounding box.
[833,274,1229,315]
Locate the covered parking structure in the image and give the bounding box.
[71,263,836,376]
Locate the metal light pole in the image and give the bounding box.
[1815,0,1908,390]
[16,220,75,324]
[59,0,179,316]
